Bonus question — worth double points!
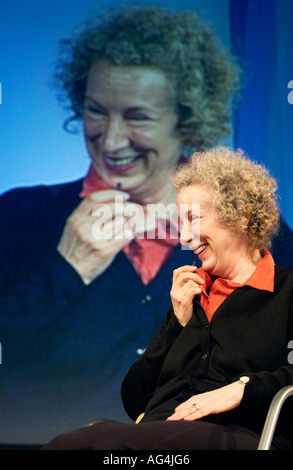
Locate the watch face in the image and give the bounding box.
[240,376,250,384]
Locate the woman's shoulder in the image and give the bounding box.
[1,178,83,201]
[274,264,293,286]
[0,179,83,215]
[272,217,293,269]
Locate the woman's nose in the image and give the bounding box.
[102,116,130,152]
[179,222,193,246]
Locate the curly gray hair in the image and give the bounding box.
[54,5,241,149]
[172,147,280,252]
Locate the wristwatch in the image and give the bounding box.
[238,376,250,385]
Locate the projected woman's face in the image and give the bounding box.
[83,61,183,202]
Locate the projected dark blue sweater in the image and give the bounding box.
[0,180,194,444]
[0,179,292,444]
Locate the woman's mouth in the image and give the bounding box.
[194,244,208,256]
[104,154,144,172]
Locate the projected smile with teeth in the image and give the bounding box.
[82,62,183,204]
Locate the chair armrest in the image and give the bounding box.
[85,418,123,427]
[258,385,293,450]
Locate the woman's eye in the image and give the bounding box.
[83,100,105,117]
[85,106,103,115]
[188,214,198,222]
[127,113,149,121]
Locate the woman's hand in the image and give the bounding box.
[170,265,205,326]
[57,189,140,284]
[167,382,245,421]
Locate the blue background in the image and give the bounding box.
[1,0,292,225]
[1,0,292,228]
[0,0,230,193]
[0,0,293,446]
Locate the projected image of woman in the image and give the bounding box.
[0,6,291,444]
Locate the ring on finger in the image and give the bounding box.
[191,403,199,410]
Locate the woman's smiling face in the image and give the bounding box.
[177,184,248,279]
[83,61,183,202]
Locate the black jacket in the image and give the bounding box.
[121,265,293,442]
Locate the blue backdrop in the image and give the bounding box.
[0,0,292,446]
[1,0,292,226]
[230,0,293,229]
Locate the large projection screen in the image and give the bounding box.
[0,0,292,446]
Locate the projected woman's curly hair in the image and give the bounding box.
[54,6,241,149]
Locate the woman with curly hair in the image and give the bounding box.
[56,6,240,149]
[43,148,293,450]
[54,5,241,283]
[172,146,280,255]
[0,6,246,442]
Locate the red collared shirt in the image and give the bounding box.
[198,250,275,322]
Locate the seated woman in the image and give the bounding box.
[43,147,293,450]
